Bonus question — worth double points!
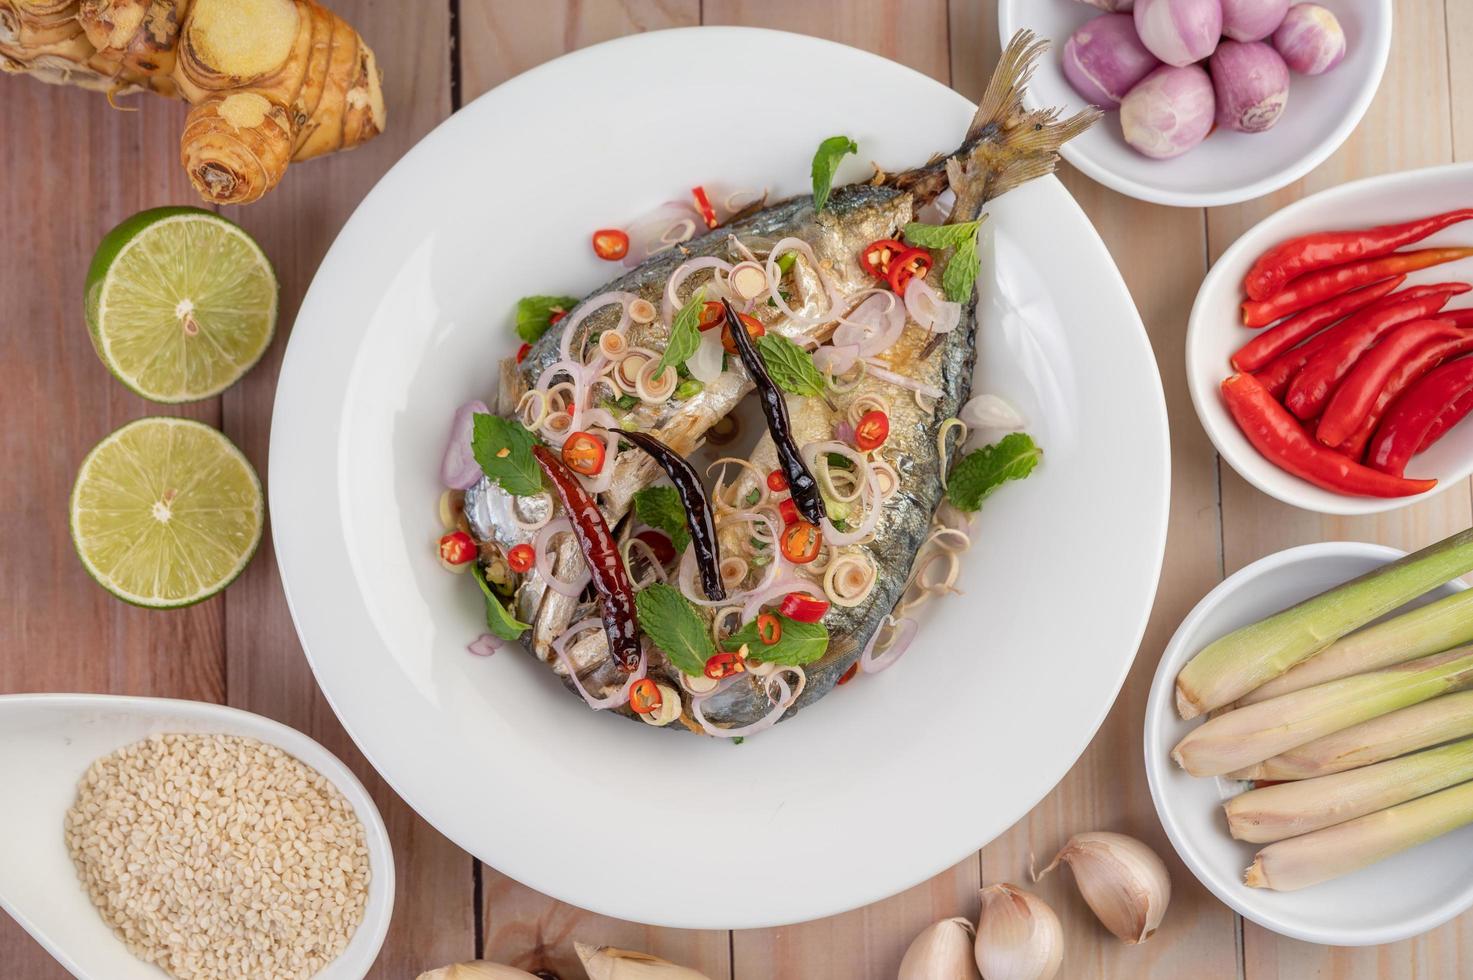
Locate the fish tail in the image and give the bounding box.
[967,29,1050,141]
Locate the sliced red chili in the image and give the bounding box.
[766,469,788,492]
[516,342,532,364]
[438,530,476,566]
[548,307,569,326]
[777,497,799,525]
[837,661,861,685]
[560,431,607,476]
[721,312,765,355]
[506,543,535,574]
[887,247,932,295]
[861,238,907,279]
[629,678,663,714]
[704,651,746,680]
[698,300,726,331]
[692,186,718,229]
[779,592,830,623]
[756,613,782,646]
[633,529,676,565]
[779,520,823,564]
[854,410,890,451]
[592,228,630,261]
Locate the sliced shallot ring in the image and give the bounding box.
[711,605,745,644]
[847,393,891,427]
[764,238,837,326]
[441,400,489,489]
[818,459,883,546]
[860,615,918,674]
[467,634,502,657]
[686,327,725,383]
[663,257,732,324]
[863,359,944,400]
[904,277,961,334]
[516,389,550,430]
[692,673,796,738]
[552,618,649,709]
[802,441,870,503]
[534,519,592,597]
[621,537,667,589]
[508,493,554,532]
[871,459,900,499]
[707,457,769,509]
[937,417,968,487]
[559,293,635,364]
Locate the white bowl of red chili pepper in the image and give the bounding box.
[1187,162,1473,514]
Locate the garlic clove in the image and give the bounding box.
[1036,831,1171,944]
[974,884,1063,980]
[575,942,713,980]
[415,962,540,980]
[899,916,980,980]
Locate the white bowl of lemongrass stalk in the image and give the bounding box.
[1145,531,1473,946]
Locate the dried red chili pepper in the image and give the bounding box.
[1283,286,1469,420]
[1231,277,1405,372]
[1241,248,1473,327]
[1221,373,1436,497]
[1366,358,1473,476]
[1340,333,1473,459]
[531,445,642,671]
[1315,319,1464,447]
[1243,209,1473,302]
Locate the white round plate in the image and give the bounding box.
[1187,162,1473,515]
[270,27,1169,929]
[998,0,1392,207]
[1145,542,1473,946]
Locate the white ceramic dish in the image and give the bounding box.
[1145,541,1473,946]
[0,694,394,979]
[1187,162,1473,515]
[270,27,1170,929]
[997,0,1392,207]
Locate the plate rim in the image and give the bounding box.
[268,24,1172,928]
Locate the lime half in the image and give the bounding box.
[85,207,278,403]
[70,418,264,607]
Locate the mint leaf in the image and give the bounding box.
[811,135,858,213]
[471,414,542,496]
[658,285,706,374]
[902,220,979,250]
[947,432,1041,512]
[633,486,691,553]
[471,563,530,640]
[515,295,578,344]
[635,583,713,676]
[728,613,829,667]
[757,334,827,398]
[941,233,980,303]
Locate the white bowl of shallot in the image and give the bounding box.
[998,0,1393,207]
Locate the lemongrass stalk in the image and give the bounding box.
[1238,590,1473,706]
[1234,691,1473,781]
[1175,529,1473,720]
[1171,646,1473,777]
[1244,780,1473,891]
[1225,738,1473,843]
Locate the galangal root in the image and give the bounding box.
[0,0,385,204]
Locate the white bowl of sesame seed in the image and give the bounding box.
[0,694,394,980]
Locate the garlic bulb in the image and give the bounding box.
[1036,831,1171,944]
[575,942,713,980]
[974,884,1063,980]
[899,916,980,980]
[415,963,539,980]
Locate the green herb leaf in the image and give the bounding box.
[728,613,829,667]
[515,295,579,344]
[811,135,858,213]
[633,486,691,553]
[635,583,714,676]
[471,564,531,640]
[941,233,980,303]
[471,414,543,496]
[947,432,1042,512]
[757,334,828,398]
[659,285,706,374]
[902,220,980,250]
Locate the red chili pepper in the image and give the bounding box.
[1220,373,1436,497]
[1230,277,1405,371]
[506,542,535,574]
[721,312,765,355]
[861,238,907,279]
[592,228,630,261]
[697,300,726,331]
[777,497,799,525]
[1243,209,1473,302]
[779,592,829,623]
[532,445,642,671]
[756,613,782,646]
[779,520,823,564]
[560,430,607,477]
[1419,386,1473,452]
[549,307,569,326]
[633,530,676,565]
[1241,249,1473,327]
[691,186,718,229]
[1366,357,1473,476]
[854,410,890,451]
[516,342,532,364]
[837,661,860,685]
[704,651,746,680]
[1340,333,1473,459]
[629,678,663,715]
[438,530,477,566]
[1315,319,1463,447]
[766,469,788,492]
[887,247,932,295]
[1283,286,1469,420]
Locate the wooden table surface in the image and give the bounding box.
[3,1,1471,977]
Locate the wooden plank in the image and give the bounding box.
[1215,2,1472,977]
[0,71,218,977]
[216,3,471,977]
[1451,0,1473,162]
[961,8,1240,979]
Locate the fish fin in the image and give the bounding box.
[974,105,1102,202]
[967,29,1050,142]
